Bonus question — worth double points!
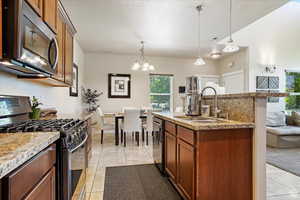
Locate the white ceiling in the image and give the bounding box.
[61,0,289,58]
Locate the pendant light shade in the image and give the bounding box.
[131,41,155,72]
[194,57,206,66]
[209,37,222,59]
[194,5,206,66]
[223,0,239,53]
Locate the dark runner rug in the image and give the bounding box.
[103,164,182,200]
[267,147,300,177]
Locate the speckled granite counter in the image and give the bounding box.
[153,112,255,131]
[203,92,288,99]
[0,132,60,179]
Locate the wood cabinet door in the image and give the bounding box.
[26,0,43,16]
[177,139,195,200]
[0,0,2,59]
[53,11,65,81]
[165,132,177,181]
[43,0,57,33]
[24,167,56,200]
[64,25,73,85]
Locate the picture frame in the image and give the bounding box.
[70,64,79,97]
[108,74,131,98]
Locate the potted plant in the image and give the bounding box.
[82,88,103,112]
[30,96,43,120]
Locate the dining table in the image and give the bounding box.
[114,113,147,146]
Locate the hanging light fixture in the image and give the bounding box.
[194,5,206,66]
[223,0,240,53]
[209,37,222,59]
[131,41,155,72]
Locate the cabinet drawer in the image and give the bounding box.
[4,144,56,200]
[178,126,194,145]
[165,121,176,135]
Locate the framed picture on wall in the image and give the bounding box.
[70,64,79,97]
[108,74,131,98]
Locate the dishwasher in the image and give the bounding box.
[152,117,165,175]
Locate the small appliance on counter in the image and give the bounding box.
[185,76,201,116]
[0,95,87,200]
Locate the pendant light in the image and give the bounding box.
[209,37,222,59]
[223,0,240,53]
[131,41,155,71]
[194,5,206,66]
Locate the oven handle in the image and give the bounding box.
[69,134,88,153]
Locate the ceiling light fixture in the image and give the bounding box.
[131,41,155,72]
[194,5,206,66]
[223,0,240,53]
[210,37,222,59]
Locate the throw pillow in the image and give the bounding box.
[292,111,300,126]
[266,112,286,127]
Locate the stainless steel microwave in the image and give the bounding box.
[1,0,58,77]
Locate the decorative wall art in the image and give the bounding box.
[256,76,280,103]
[70,64,78,97]
[108,74,131,98]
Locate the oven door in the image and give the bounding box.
[3,0,58,76]
[69,134,88,200]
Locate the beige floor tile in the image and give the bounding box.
[89,192,103,200]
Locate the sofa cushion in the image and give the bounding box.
[266,112,286,127]
[267,126,300,136]
[292,111,300,126]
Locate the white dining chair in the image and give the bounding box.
[142,107,153,145]
[95,107,114,144]
[175,106,184,113]
[120,108,142,147]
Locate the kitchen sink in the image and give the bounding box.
[174,115,224,123]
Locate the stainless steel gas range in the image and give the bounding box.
[0,95,87,200]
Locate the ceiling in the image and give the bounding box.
[61,0,289,58]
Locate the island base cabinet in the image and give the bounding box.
[177,140,195,200]
[197,129,252,200]
[165,132,177,182]
[24,167,55,200]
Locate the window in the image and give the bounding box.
[285,71,300,112]
[149,74,173,112]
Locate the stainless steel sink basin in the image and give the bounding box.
[174,115,223,123]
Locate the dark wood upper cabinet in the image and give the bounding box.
[53,10,65,82]
[64,25,73,85]
[26,0,43,16]
[177,139,195,200]
[0,0,2,59]
[43,0,58,33]
[165,131,177,182]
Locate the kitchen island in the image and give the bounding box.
[154,92,288,200]
[0,132,60,200]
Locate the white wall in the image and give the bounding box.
[220,1,300,112]
[84,52,219,113]
[0,39,86,118]
[217,49,249,93]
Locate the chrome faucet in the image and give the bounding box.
[200,86,221,118]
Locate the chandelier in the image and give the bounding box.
[131,41,155,71]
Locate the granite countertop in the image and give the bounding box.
[153,112,255,131]
[203,92,288,99]
[0,132,60,179]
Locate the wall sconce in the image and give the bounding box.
[265,65,277,73]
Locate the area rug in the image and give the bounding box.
[103,164,182,200]
[267,147,300,176]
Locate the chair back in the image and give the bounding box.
[175,106,183,113]
[122,107,137,113]
[145,108,153,132]
[123,108,141,132]
[95,107,105,128]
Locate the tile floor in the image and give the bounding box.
[85,129,154,200]
[85,129,300,200]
